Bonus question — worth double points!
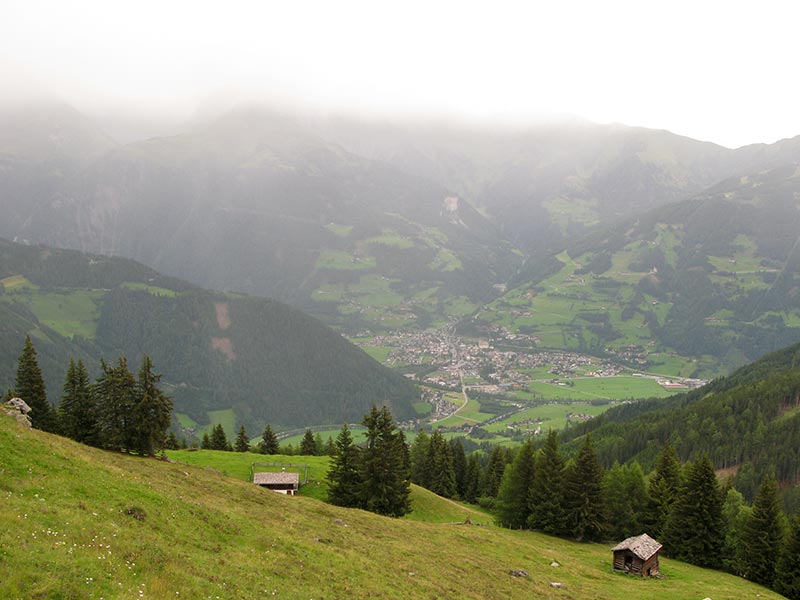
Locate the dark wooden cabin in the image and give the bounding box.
[612,533,662,576]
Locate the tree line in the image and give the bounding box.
[6,336,172,456]
[482,430,800,598]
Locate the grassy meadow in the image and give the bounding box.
[0,415,783,599]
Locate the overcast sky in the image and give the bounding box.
[1,0,798,148]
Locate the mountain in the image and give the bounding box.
[470,164,800,378]
[0,105,522,332]
[0,238,419,432]
[562,339,800,505]
[0,415,783,599]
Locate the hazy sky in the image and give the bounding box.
[1,0,798,148]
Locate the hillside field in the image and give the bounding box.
[0,415,784,599]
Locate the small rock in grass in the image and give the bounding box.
[509,569,529,578]
[550,561,560,567]
[550,582,565,588]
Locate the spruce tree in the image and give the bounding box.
[209,424,229,450]
[775,516,800,600]
[528,429,566,535]
[94,357,136,451]
[563,435,606,542]
[359,405,411,517]
[15,336,56,432]
[409,430,431,486]
[300,429,317,455]
[426,429,456,498]
[495,439,535,529]
[234,425,251,452]
[59,358,97,444]
[663,455,724,568]
[164,430,180,450]
[483,446,510,498]
[645,442,682,539]
[603,461,648,540]
[327,423,362,508]
[450,438,468,499]
[741,475,784,586]
[463,452,483,503]
[259,424,280,454]
[130,355,173,456]
[201,432,211,449]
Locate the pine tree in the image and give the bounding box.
[463,452,483,504]
[741,475,784,586]
[130,355,173,456]
[15,336,56,432]
[563,435,606,542]
[775,516,800,600]
[201,432,211,449]
[234,425,250,452]
[209,424,229,450]
[483,446,510,498]
[409,430,431,486]
[324,436,336,456]
[450,438,468,499]
[663,455,724,568]
[603,461,648,540]
[314,432,325,456]
[59,358,97,445]
[94,357,137,451]
[359,405,411,517]
[528,429,566,535]
[300,429,317,455]
[426,429,456,498]
[327,423,362,508]
[495,439,535,529]
[164,430,180,450]
[645,442,682,539]
[259,424,280,454]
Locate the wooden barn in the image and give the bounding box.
[611,533,662,576]
[253,471,300,495]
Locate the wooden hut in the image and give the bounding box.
[611,533,662,576]
[253,471,300,495]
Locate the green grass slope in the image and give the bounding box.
[0,416,782,599]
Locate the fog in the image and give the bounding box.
[2,0,799,148]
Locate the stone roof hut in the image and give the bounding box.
[612,533,662,576]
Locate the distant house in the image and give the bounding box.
[612,533,662,576]
[253,471,300,495]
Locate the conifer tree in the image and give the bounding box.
[495,439,535,529]
[528,429,566,535]
[426,429,456,498]
[201,432,211,449]
[409,430,431,486]
[94,357,136,451]
[259,424,280,454]
[663,455,724,568]
[59,358,97,444]
[775,516,800,600]
[130,355,173,456]
[563,435,606,542]
[324,435,336,456]
[327,423,362,508]
[483,446,510,498]
[15,336,56,432]
[359,405,411,517]
[313,432,325,456]
[741,475,784,586]
[450,438,468,499]
[463,452,483,503]
[300,429,317,455]
[234,425,250,452]
[164,430,180,450]
[603,461,648,540]
[645,442,682,538]
[209,424,230,450]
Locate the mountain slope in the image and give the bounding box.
[0,238,418,430]
[563,340,800,503]
[0,415,782,599]
[471,164,800,377]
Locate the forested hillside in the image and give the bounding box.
[562,340,800,505]
[0,239,418,431]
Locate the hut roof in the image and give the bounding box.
[253,472,300,486]
[611,533,662,561]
